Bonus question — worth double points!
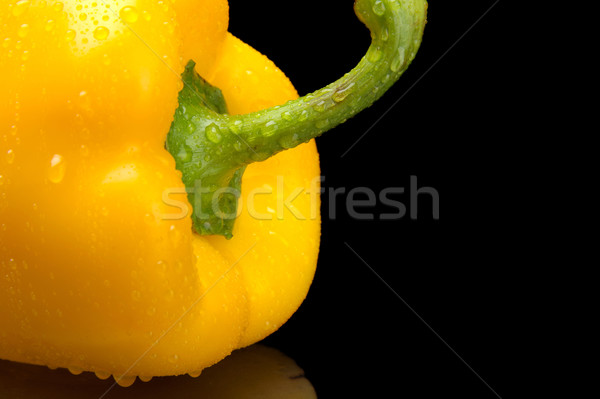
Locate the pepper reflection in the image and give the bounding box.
[0,345,316,399]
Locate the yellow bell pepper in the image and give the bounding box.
[0,0,427,386]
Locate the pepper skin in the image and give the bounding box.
[0,0,427,386]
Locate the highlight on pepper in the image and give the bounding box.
[0,0,427,386]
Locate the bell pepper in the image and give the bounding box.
[0,0,427,386]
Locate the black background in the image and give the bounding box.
[229,0,516,398]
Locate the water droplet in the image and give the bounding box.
[17,24,30,38]
[95,370,111,380]
[115,375,136,387]
[144,212,155,225]
[53,2,64,12]
[0,175,4,186]
[332,82,355,103]
[93,26,109,40]
[163,21,175,34]
[80,144,89,157]
[170,228,182,246]
[381,28,389,41]
[183,121,194,133]
[168,354,179,364]
[157,260,168,272]
[131,290,141,301]
[120,6,139,24]
[177,144,192,162]
[299,110,309,121]
[142,11,152,21]
[188,371,202,378]
[279,134,299,149]
[205,124,222,143]
[65,29,76,42]
[48,154,66,183]
[391,47,406,72]
[373,0,386,16]
[6,149,15,164]
[12,1,30,17]
[313,101,327,112]
[139,375,153,382]
[2,38,11,49]
[45,19,55,32]
[263,120,278,136]
[281,111,294,121]
[316,119,329,129]
[79,13,87,21]
[367,46,383,63]
[230,119,243,134]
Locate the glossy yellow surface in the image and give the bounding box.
[0,0,320,384]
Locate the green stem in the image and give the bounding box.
[167,0,428,238]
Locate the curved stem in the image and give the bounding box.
[167,0,428,237]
